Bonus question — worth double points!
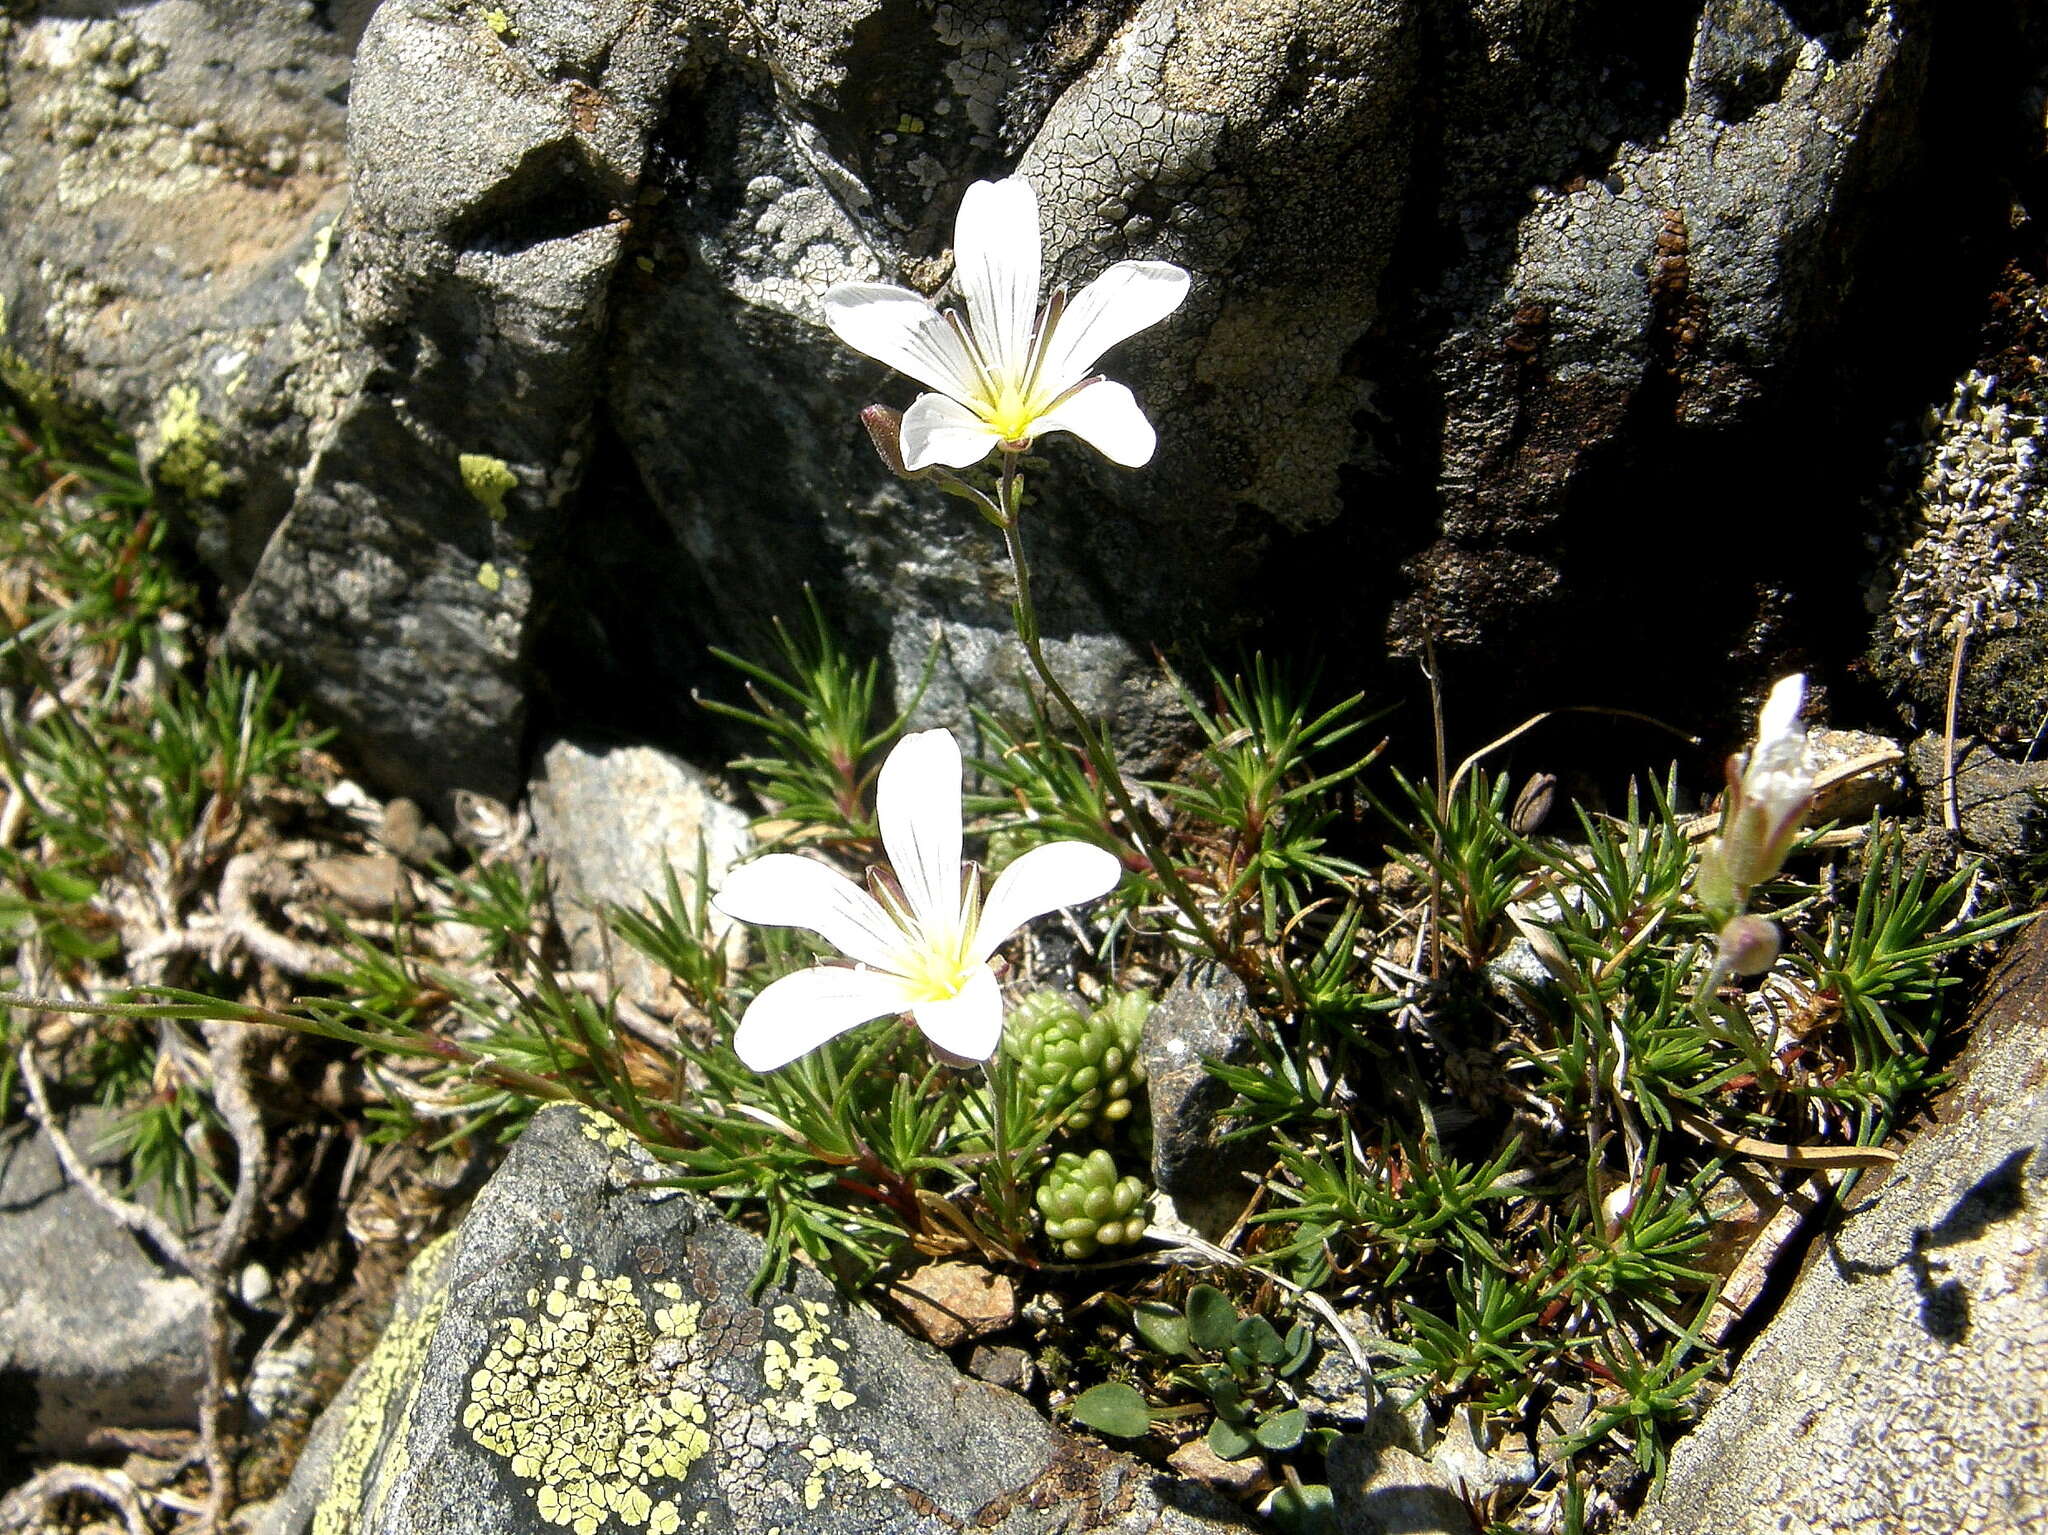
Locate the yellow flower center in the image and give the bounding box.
[892,921,979,1004]
[981,388,1039,448]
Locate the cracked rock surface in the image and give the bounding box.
[1,1,2040,807]
[260,1104,1248,1535]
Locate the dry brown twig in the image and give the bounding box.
[1943,621,1969,838]
[0,1465,153,1535]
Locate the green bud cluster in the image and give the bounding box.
[1005,989,1151,1136]
[1035,1148,1151,1259]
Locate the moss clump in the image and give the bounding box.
[152,385,227,499]
[459,452,517,519]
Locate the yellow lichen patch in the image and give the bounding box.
[152,385,227,499]
[578,1108,635,1152]
[459,452,517,519]
[295,219,337,297]
[799,1437,887,1511]
[313,1232,458,1535]
[464,1262,712,1535]
[762,1299,857,1429]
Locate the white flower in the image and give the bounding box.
[710,728,1123,1071]
[822,177,1191,471]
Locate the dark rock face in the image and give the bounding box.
[225,0,695,812]
[261,1104,1247,1535]
[1,1,2038,808]
[1625,918,2048,1535]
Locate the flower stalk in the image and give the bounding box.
[988,450,1231,962]
[823,174,1226,961]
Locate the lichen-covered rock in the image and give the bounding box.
[1868,261,2048,743]
[222,0,701,816]
[1624,918,2048,1535]
[263,1104,1249,1535]
[0,1,352,567]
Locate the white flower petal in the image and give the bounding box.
[1031,260,1189,401]
[901,392,1003,470]
[711,854,904,972]
[1743,673,1810,804]
[910,963,1004,1063]
[733,965,919,1072]
[970,840,1124,964]
[1756,674,1806,751]
[954,178,1041,385]
[877,729,965,935]
[1028,379,1158,467]
[822,284,982,403]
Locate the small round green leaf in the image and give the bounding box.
[1132,1302,1193,1358]
[1207,1415,1258,1462]
[1266,1480,1338,1535]
[1281,1322,1315,1376]
[1255,1408,1307,1451]
[1070,1382,1152,1439]
[1186,1284,1238,1351]
[1234,1313,1286,1364]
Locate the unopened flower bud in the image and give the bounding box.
[860,404,925,479]
[1715,914,1782,978]
[1697,674,1814,918]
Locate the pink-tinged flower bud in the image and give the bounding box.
[1715,914,1782,978]
[860,404,925,479]
[1697,674,1814,918]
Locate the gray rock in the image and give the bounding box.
[1625,918,2048,1535]
[1142,961,1264,1241]
[527,739,753,1012]
[1296,1311,1407,1437]
[1326,1435,1478,1535]
[1903,735,2048,867]
[1427,1408,1535,1507]
[225,0,695,817]
[0,1,351,582]
[1807,728,1907,824]
[0,1110,208,1454]
[1399,1,1932,668]
[265,1103,1251,1535]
